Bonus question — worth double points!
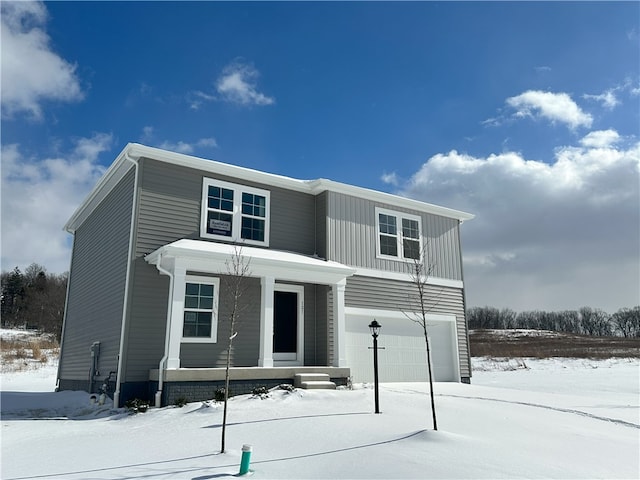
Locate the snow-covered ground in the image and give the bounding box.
[1,355,638,479]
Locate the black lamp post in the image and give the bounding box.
[368,319,382,414]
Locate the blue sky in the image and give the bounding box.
[2,1,639,313]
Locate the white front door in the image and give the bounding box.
[273,284,304,365]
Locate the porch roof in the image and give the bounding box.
[145,239,356,285]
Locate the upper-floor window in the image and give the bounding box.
[375,207,422,261]
[201,178,270,246]
[182,275,220,343]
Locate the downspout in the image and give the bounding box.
[154,252,174,407]
[55,235,76,391]
[113,150,140,408]
[457,218,472,384]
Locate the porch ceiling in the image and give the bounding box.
[145,239,356,285]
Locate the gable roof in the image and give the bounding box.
[65,143,474,233]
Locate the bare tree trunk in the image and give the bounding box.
[403,242,440,431]
[219,247,251,454]
[423,324,438,431]
[221,323,235,453]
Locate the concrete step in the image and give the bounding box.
[300,380,337,390]
[294,373,335,389]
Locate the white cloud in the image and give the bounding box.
[0,1,83,119]
[400,132,639,312]
[140,127,218,154]
[195,138,218,148]
[506,90,593,129]
[583,89,620,109]
[1,134,113,273]
[157,141,196,154]
[216,61,275,106]
[158,138,219,155]
[187,90,217,110]
[381,172,399,186]
[579,130,620,148]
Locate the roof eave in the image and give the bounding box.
[308,178,474,222]
[63,144,137,234]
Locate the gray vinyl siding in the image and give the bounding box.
[326,191,462,280]
[180,279,321,368]
[316,286,329,366]
[121,260,168,381]
[58,168,135,382]
[135,158,316,257]
[270,190,316,255]
[181,276,262,368]
[126,158,319,375]
[344,275,470,378]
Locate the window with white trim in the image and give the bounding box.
[201,178,270,246]
[182,276,220,343]
[375,207,422,261]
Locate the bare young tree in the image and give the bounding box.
[403,242,439,431]
[220,247,252,454]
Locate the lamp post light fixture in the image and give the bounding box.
[368,319,382,414]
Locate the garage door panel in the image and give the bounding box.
[345,311,459,383]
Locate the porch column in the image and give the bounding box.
[258,276,275,367]
[166,266,187,369]
[332,279,348,367]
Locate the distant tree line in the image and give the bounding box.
[1,264,68,339]
[467,306,640,338]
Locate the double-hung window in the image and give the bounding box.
[182,276,219,343]
[375,207,422,261]
[201,178,270,246]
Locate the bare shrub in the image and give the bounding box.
[31,341,42,359]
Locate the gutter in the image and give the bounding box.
[113,149,140,408]
[153,251,174,408]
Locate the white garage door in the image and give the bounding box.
[345,308,460,383]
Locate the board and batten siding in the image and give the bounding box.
[315,192,328,259]
[325,191,462,280]
[344,275,470,378]
[134,158,317,257]
[58,169,135,383]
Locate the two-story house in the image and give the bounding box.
[57,143,474,407]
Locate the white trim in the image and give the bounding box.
[200,177,270,247]
[273,284,305,365]
[166,266,186,368]
[113,152,139,407]
[181,275,220,344]
[353,268,464,289]
[146,239,356,286]
[375,207,423,262]
[258,277,275,367]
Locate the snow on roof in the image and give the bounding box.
[145,239,356,285]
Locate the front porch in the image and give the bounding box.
[150,366,350,406]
